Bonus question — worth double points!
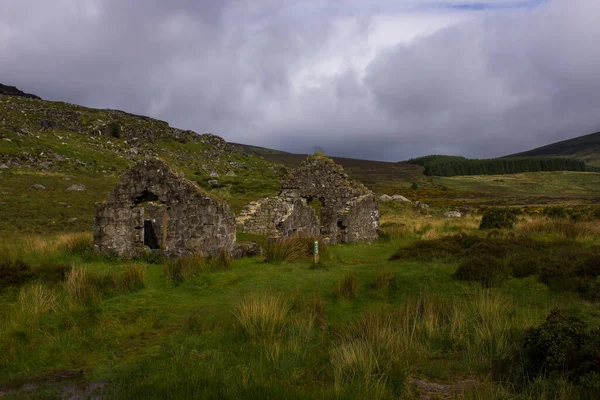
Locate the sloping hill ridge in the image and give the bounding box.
[231,142,425,191]
[506,131,600,166]
[0,88,290,234]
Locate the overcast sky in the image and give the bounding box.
[1,0,598,161]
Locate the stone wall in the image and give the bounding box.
[94,158,235,257]
[236,197,319,237]
[237,155,379,244]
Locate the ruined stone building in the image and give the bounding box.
[94,158,235,257]
[237,156,379,243]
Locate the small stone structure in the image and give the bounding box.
[237,155,379,244]
[94,158,235,257]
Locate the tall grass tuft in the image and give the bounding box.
[263,237,310,263]
[120,263,147,291]
[165,252,204,283]
[65,266,99,308]
[208,248,232,270]
[233,293,290,339]
[337,274,359,299]
[8,282,59,331]
[518,218,600,241]
[372,269,396,290]
[59,233,94,256]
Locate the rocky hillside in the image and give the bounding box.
[0,83,41,100]
[0,89,286,234]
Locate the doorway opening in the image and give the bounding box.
[144,220,160,249]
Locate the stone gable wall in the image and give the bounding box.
[94,158,235,257]
[237,155,379,244]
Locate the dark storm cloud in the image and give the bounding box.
[0,0,598,161]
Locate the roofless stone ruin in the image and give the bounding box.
[93,158,235,257]
[237,155,379,243]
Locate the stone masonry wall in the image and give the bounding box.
[236,197,319,237]
[237,155,379,244]
[94,158,235,257]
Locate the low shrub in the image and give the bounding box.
[389,235,466,261]
[508,254,547,278]
[0,260,70,289]
[453,255,509,288]
[544,206,568,219]
[479,208,519,230]
[521,310,600,383]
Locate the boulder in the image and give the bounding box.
[66,184,86,191]
[30,184,47,190]
[391,195,410,202]
[414,201,430,210]
[233,241,262,258]
[379,194,393,202]
[444,211,462,218]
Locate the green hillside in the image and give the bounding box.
[232,143,425,192]
[0,94,287,234]
[506,131,600,166]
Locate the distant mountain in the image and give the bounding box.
[0,83,41,100]
[506,131,600,166]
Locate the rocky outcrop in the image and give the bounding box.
[94,158,235,258]
[238,155,379,244]
[0,84,41,100]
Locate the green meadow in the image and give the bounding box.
[1,209,599,399]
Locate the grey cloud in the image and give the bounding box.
[0,0,598,161]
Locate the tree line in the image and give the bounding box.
[405,155,588,176]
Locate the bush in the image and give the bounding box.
[0,260,70,289]
[545,206,568,219]
[508,254,547,278]
[411,182,419,190]
[453,255,509,288]
[107,122,122,138]
[522,310,600,382]
[479,208,519,230]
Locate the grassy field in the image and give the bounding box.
[1,212,599,399]
[2,95,600,399]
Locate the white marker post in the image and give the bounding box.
[314,240,319,264]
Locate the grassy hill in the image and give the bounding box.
[2,88,600,399]
[2,88,600,236]
[506,131,600,166]
[0,93,288,234]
